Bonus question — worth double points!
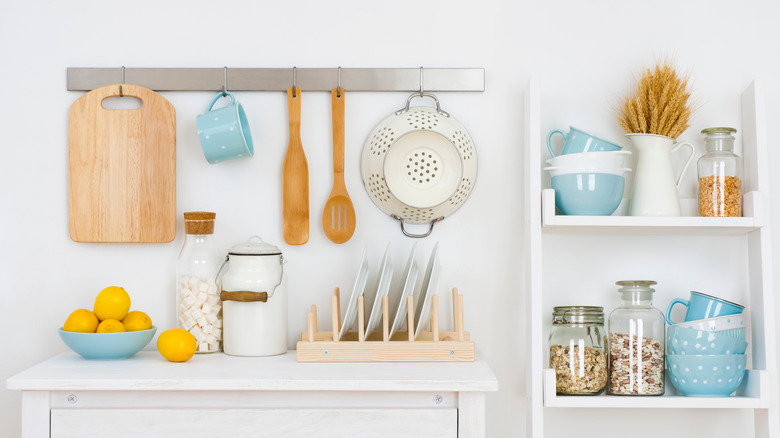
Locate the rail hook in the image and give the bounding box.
[337,66,342,98]
[419,66,424,98]
[292,66,297,98]
[119,66,125,97]
[222,66,228,97]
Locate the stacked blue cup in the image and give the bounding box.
[544,127,631,216]
[665,291,747,396]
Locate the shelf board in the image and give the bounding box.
[541,189,762,235]
[543,369,770,409]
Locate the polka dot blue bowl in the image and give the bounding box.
[667,326,748,355]
[667,353,747,396]
[58,327,156,360]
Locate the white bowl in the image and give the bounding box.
[547,150,632,168]
[671,314,746,332]
[544,166,632,177]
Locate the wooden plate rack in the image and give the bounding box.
[296,287,474,362]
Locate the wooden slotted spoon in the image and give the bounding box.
[322,87,356,243]
[283,86,309,245]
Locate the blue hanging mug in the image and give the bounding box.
[196,92,254,164]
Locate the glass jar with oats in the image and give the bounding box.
[697,127,743,217]
[549,306,607,395]
[608,281,665,396]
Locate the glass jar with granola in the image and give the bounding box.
[608,280,665,395]
[697,127,743,217]
[549,306,608,395]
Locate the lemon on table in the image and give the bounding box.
[93,286,131,321]
[63,309,99,333]
[122,311,152,331]
[96,319,126,333]
[157,328,197,362]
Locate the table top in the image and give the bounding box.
[7,351,498,392]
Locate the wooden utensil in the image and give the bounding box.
[282,86,309,245]
[322,88,356,244]
[68,83,176,243]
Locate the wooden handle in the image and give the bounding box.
[220,290,268,302]
[331,88,345,175]
[287,87,301,127]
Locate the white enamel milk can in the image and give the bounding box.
[219,236,287,356]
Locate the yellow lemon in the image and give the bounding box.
[157,328,197,362]
[93,286,131,321]
[122,311,153,331]
[96,319,126,333]
[63,309,99,333]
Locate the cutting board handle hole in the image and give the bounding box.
[101,96,142,110]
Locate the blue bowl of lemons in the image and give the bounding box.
[58,327,157,360]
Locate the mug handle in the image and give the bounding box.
[205,91,235,112]
[546,129,567,158]
[671,141,696,190]
[666,298,690,325]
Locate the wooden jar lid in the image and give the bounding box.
[183,211,216,235]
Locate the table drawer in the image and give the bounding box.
[51,408,457,437]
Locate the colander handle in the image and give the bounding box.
[392,215,444,238]
[395,93,450,117]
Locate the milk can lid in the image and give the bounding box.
[228,235,282,255]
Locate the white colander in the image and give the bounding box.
[361,93,477,238]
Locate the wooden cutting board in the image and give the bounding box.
[69,84,176,242]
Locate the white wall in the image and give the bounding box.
[2,0,779,436]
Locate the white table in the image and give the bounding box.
[7,351,498,438]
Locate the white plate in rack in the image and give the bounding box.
[389,243,419,340]
[338,249,370,341]
[365,244,393,338]
[414,242,440,339]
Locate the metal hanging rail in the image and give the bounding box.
[67,67,485,92]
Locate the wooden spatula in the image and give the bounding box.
[283,86,309,245]
[322,88,356,244]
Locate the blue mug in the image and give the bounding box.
[196,92,254,164]
[547,127,623,158]
[665,291,744,325]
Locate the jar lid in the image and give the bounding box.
[552,306,604,324]
[701,127,736,135]
[183,211,216,235]
[228,235,281,255]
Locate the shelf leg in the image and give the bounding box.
[331,295,340,342]
[452,287,459,333]
[357,295,365,342]
[311,304,318,334]
[307,312,315,342]
[382,295,390,342]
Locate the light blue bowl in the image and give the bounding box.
[668,326,748,355]
[667,354,747,396]
[551,173,625,215]
[58,327,157,360]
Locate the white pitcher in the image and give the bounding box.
[627,134,695,216]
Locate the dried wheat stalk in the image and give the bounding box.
[618,63,691,139]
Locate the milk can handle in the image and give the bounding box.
[267,255,286,298]
[215,254,285,299]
